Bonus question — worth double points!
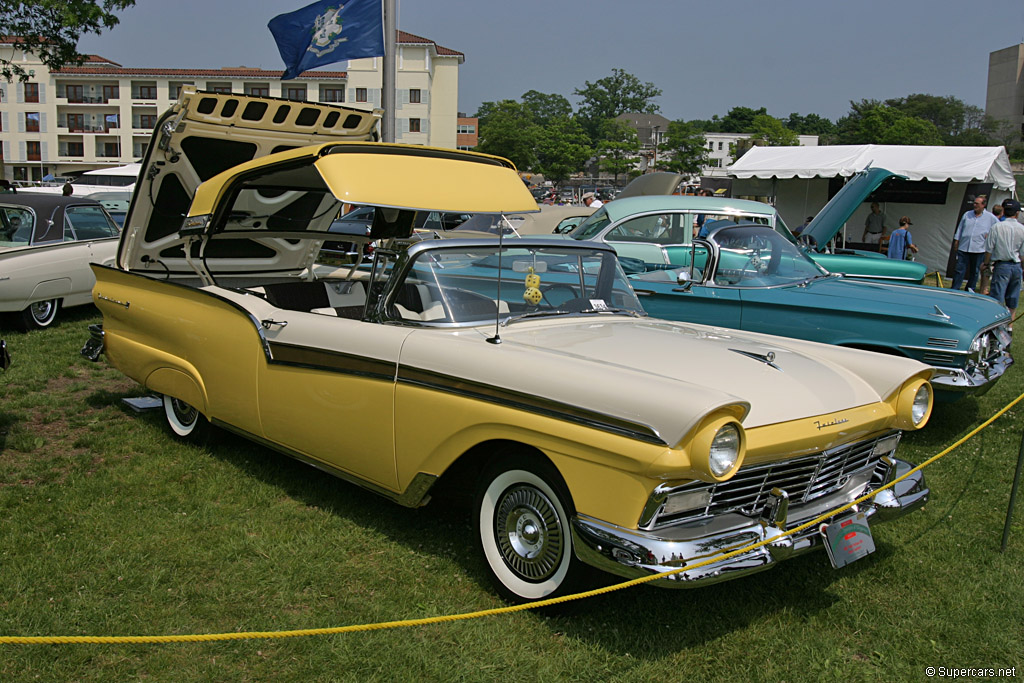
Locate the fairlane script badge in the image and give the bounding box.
[813,416,849,430]
[96,293,130,309]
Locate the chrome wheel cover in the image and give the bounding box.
[169,398,198,430]
[494,484,564,582]
[29,300,56,325]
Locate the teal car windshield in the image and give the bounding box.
[711,225,828,287]
[570,208,611,240]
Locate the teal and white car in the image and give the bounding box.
[569,169,928,284]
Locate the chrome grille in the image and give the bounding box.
[922,351,957,364]
[926,337,959,349]
[653,432,899,528]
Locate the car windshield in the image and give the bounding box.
[709,225,827,287]
[447,213,529,236]
[390,244,645,324]
[569,208,611,240]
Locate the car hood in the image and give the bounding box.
[801,167,904,249]
[785,276,1009,332]
[401,316,920,445]
[616,172,684,199]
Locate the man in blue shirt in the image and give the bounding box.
[886,216,918,260]
[952,195,999,291]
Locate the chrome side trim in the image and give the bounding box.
[397,365,667,446]
[210,418,437,508]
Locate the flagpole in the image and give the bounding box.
[381,0,396,142]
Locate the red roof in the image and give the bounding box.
[397,30,464,58]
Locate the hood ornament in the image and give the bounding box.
[930,305,950,320]
[730,348,781,370]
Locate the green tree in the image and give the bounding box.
[660,120,708,175]
[596,119,641,182]
[837,102,944,145]
[474,100,541,170]
[520,90,573,127]
[534,116,592,187]
[784,112,837,137]
[710,106,769,133]
[750,114,799,146]
[1,1,137,81]
[574,68,662,142]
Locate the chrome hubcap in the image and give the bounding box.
[170,398,198,427]
[30,300,54,323]
[495,485,563,582]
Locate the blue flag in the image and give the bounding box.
[268,0,385,80]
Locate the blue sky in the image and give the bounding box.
[78,0,1024,122]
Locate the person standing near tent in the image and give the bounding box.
[862,202,889,246]
[982,198,1024,330]
[952,195,999,292]
[887,216,918,260]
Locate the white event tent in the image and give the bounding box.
[726,145,1017,273]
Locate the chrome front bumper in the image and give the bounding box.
[571,458,927,587]
[930,351,1012,397]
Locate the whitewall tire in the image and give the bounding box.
[475,459,584,603]
[162,394,210,443]
[21,299,60,329]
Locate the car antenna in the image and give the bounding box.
[486,214,505,345]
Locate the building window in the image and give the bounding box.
[105,113,120,131]
[409,118,421,133]
[24,83,39,103]
[139,114,157,129]
[102,142,120,157]
[25,112,40,132]
[137,85,157,99]
[356,88,367,102]
[102,85,119,101]
[209,85,232,94]
[66,85,84,102]
[26,141,41,161]
[457,124,476,134]
[717,142,723,150]
[707,141,714,150]
[285,87,306,101]
[67,113,85,132]
[248,86,270,97]
[169,83,192,99]
[66,141,84,157]
[322,88,344,103]
[409,88,421,104]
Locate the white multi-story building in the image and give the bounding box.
[703,132,818,176]
[0,31,463,182]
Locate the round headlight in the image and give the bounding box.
[912,384,931,426]
[709,424,741,476]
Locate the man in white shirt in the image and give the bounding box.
[952,195,999,292]
[983,198,1024,328]
[582,192,603,208]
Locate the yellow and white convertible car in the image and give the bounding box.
[84,90,934,603]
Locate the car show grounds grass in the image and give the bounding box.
[0,306,1021,682]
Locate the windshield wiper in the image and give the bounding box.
[501,309,570,326]
[575,307,646,317]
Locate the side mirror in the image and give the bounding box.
[675,271,694,290]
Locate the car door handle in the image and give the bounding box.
[261,318,288,329]
[632,288,653,297]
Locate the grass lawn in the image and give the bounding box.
[1,305,1022,682]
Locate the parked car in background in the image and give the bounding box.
[578,173,927,283]
[0,193,121,329]
[626,223,1011,400]
[84,89,934,603]
[84,191,133,228]
[322,205,375,257]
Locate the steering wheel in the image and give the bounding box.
[539,283,580,308]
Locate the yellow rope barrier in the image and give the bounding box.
[2,391,1022,645]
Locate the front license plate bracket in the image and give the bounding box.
[819,510,876,569]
